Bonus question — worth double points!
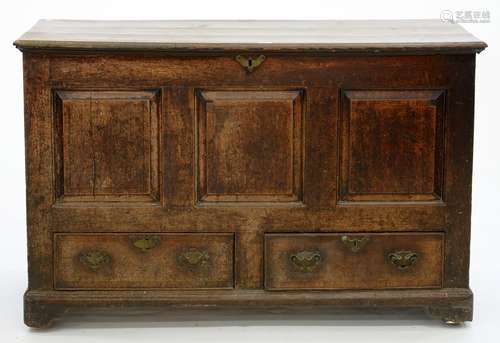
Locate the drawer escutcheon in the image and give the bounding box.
[341,235,370,253]
[388,250,418,270]
[130,235,160,252]
[79,250,111,272]
[177,248,210,270]
[289,250,322,272]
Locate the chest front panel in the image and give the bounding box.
[38,53,475,293]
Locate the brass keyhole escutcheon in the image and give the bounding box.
[130,235,160,252]
[235,55,266,72]
[341,235,370,253]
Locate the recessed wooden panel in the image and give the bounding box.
[265,233,443,290]
[54,233,234,289]
[54,90,160,202]
[339,90,445,202]
[196,90,304,204]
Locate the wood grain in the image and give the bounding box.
[265,233,443,290]
[54,90,160,203]
[339,90,445,202]
[23,288,473,328]
[54,233,234,289]
[14,20,486,53]
[196,90,303,204]
[17,20,484,327]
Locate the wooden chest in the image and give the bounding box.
[15,20,486,327]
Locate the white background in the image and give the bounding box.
[0,0,498,341]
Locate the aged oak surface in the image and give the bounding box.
[55,233,234,289]
[15,19,486,53]
[196,90,304,204]
[265,233,443,290]
[54,90,160,202]
[15,20,485,328]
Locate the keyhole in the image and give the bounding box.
[248,59,253,67]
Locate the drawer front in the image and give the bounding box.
[54,233,234,289]
[265,233,443,290]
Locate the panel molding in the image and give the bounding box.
[196,89,305,205]
[338,89,446,203]
[53,90,161,204]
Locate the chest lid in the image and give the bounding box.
[14,19,486,54]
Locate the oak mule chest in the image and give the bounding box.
[15,20,486,327]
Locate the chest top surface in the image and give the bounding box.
[14,19,486,53]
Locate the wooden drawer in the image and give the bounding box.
[265,233,443,290]
[54,233,234,289]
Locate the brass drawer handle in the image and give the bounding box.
[235,55,266,72]
[290,250,322,272]
[130,235,160,252]
[341,235,370,253]
[388,250,418,270]
[177,248,210,270]
[79,250,111,272]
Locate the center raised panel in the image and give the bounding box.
[196,90,304,204]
